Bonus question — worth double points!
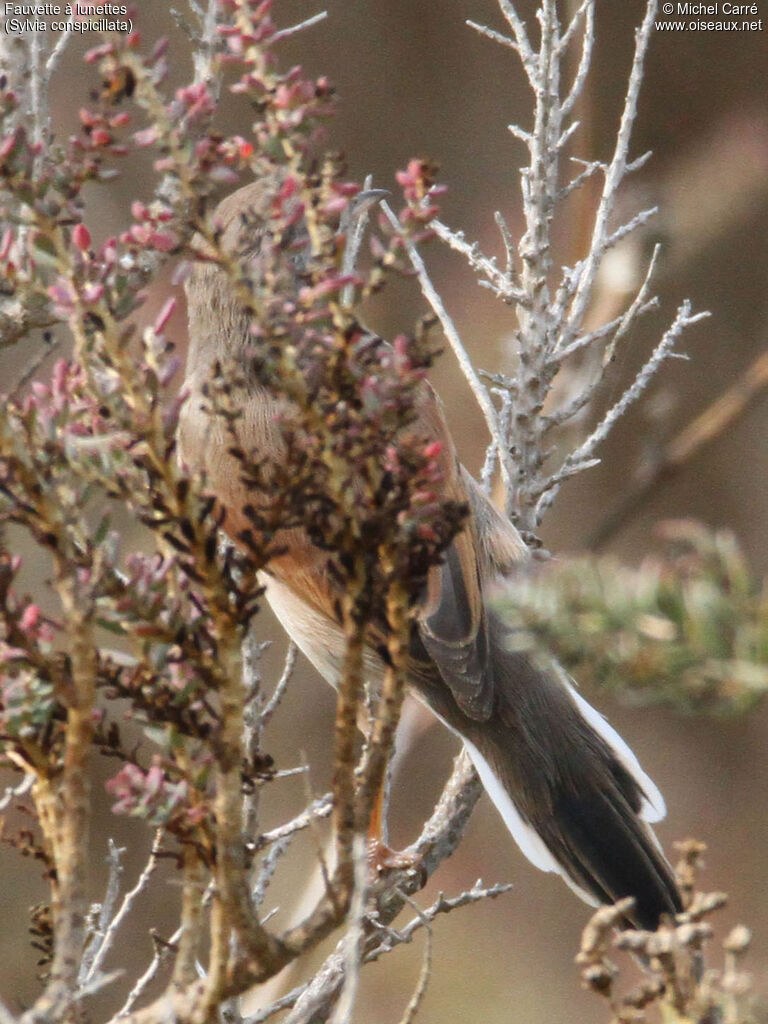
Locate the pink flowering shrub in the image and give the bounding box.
[0,1,466,1016]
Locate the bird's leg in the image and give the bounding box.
[361,715,426,886]
[366,776,421,880]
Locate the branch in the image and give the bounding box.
[365,881,513,962]
[553,243,661,365]
[560,0,659,346]
[535,303,709,519]
[80,833,164,988]
[278,752,484,1024]
[380,200,515,498]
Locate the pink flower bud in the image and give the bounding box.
[154,297,177,333]
[0,228,14,261]
[82,282,104,304]
[19,604,39,631]
[72,223,91,252]
[133,126,159,147]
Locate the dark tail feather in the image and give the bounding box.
[435,620,682,929]
[536,775,682,929]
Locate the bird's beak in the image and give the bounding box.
[341,188,390,237]
[351,188,390,216]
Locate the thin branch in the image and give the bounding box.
[602,244,661,365]
[271,11,329,42]
[498,1,537,81]
[552,205,660,338]
[555,119,582,154]
[553,245,661,365]
[368,881,514,959]
[340,173,375,308]
[465,20,517,51]
[44,11,76,78]
[80,841,126,986]
[542,371,605,430]
[255,793,333,851]
[557,0,593,57]
[553,298,658,365]
[536,303,709,519]
[561,0,659,345]
[111,882,215,1020]
[113,925,184,1020]
[494,211,518,283]
[244,981,312,1024]
[253,835,293,908]
[508,122,534,146]
[556,156,605,203]
[431,218,527,304]
[328,833,368,1024]
[82,832,164,986]
[560,0,594,118]
[395,895,433,1024]
[466,18,520,52]
[380,201,514,498]
[0,772,34,812]
[600,205,659,255]
[261,642,297,727]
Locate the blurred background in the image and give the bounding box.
[1,0,767,1021]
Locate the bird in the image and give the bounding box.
[178,176,683,931]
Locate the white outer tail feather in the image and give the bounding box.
[561,674,666,823]
[461,735,599,906]
[459,677,668,906]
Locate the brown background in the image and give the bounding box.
[1,1,767,1021]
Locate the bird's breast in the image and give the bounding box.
[260,570,387,693]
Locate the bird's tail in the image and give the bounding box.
[427,616,682,929]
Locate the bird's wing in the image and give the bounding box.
[412,387,527,722]
[417,522,496,721]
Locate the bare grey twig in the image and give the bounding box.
[244,981,312,1024]
[260,642,297,727]
[0,772,33,811]
[535,303,708,520]
[416,0,704,538]
[256,794,334,851]
[111,882,215,1021]
[379,199,515,500]
[81,833,164,988]
[366,881,514,962]
[271,10,329,42]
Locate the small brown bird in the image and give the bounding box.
[179,179,682,930]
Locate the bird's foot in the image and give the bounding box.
[367,838,427,888]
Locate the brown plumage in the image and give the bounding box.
[179,180,682,930]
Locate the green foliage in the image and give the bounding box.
[498,521,768,714]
